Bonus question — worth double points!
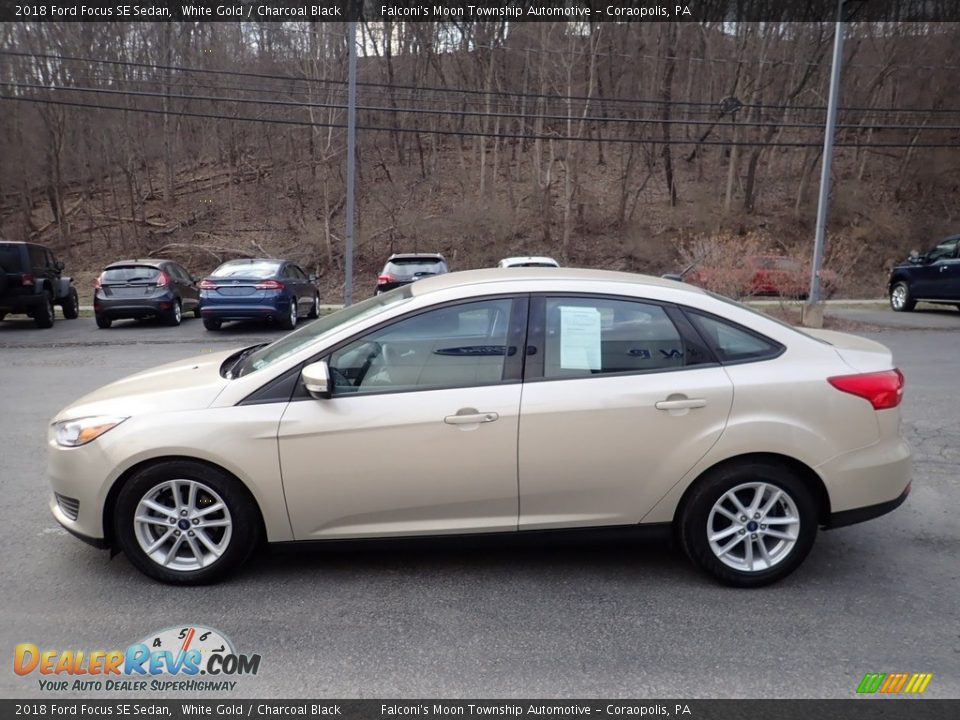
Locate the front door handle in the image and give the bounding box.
[655,398,707,410]
[444,408,499,425]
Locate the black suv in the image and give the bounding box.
[375,253,448,295]
[0,240,79,328]
[888,235,960,312]
[94,259,200,328]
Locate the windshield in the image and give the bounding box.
[233,285,414,377]
[212,261,281,279]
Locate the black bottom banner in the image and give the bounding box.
[2,700,957,720]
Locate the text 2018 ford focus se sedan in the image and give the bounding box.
[47,269,911,586]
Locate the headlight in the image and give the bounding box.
[53,416,128,447]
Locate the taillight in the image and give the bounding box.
[199,279,217,290]
[255,279,284,290]
[828,369,904,410]
[377,274,395,284]
[21,273,34,286]
[156,272,170,287]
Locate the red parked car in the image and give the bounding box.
[685,255,838,299]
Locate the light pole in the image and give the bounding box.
[344,19,358,306]
[805,0,846,326]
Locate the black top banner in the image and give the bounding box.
[2,0,960,23]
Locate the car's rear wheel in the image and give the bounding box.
[202,317,221,331]
[95,313,112,329]
[164,299,182,326]
[114,460,260,585]
[62,287,79,319]
[890,281,916,312]
[307,293,320,319]
[34,291,55,328]
[279,298,297,330]
[678,460,818,587]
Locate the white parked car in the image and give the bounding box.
[47,269,911,586]
[498,256,560,268]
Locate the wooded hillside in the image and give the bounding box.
[2,20,959,298]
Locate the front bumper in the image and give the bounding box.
[47,434,115,545]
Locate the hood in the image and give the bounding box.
[53,348,237,422]
[799,328,894,374]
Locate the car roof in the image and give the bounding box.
[409,267,703,296]
[387,253,445,261]
[104,259,170,268]
[499,256,559,265]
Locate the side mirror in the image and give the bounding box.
[302,360,331,399]
[54,260,65,272]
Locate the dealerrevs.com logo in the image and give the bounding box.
[14,625,260,692]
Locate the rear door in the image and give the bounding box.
[517,295,734,530]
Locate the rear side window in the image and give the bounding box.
[686,311,784,364]
[0,245,22,271]
[28,245,47,267]
[542,297,703,379]
[101,266,161,283]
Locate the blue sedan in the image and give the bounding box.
[199,258,320,331]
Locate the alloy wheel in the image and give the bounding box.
[891,284,907,310]
[133,479,233,572]
[706,481,800,573]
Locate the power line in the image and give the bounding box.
[5,81,960,135]
[5,49,958,117]
[3,93,959,150]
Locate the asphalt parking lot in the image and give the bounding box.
[1,309,958,698]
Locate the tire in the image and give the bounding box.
[113,460,260,585]
[889,281,916,312]
[95,313,112,329]
[61,286,79,319]
[202,317,222,331]
[193,305,202,319]
[163,299,183,327]
[307,293,320,319]
[279,297,297,330]
[0,313,6,322]
[34,291,55,329]
[678,460,818,588]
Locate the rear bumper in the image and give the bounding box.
[825,483,910,529]
[200,302,288,321]
[0,292,43,314]
[95,298,172,318]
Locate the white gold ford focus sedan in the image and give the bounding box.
[47,269,911,586]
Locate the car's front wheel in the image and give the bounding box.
[307,293,320,319]
[113,460,260,585]
[890,281,916,312]
[678,460,818,587]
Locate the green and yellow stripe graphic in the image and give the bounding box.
[856,672,933,694]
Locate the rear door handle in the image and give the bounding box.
[655,398,707,410]
[444,409,499,425]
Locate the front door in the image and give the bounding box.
[278,296,527,539]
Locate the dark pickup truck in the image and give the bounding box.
[0,240,80,328]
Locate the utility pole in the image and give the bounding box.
[805,0,846,326]
[344,19,358,306]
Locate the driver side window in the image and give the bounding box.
[328,298,515,395]
[927,239,959,262]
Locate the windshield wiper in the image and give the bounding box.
[226,342,270,379]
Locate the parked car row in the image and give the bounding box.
[93,257,321,331]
